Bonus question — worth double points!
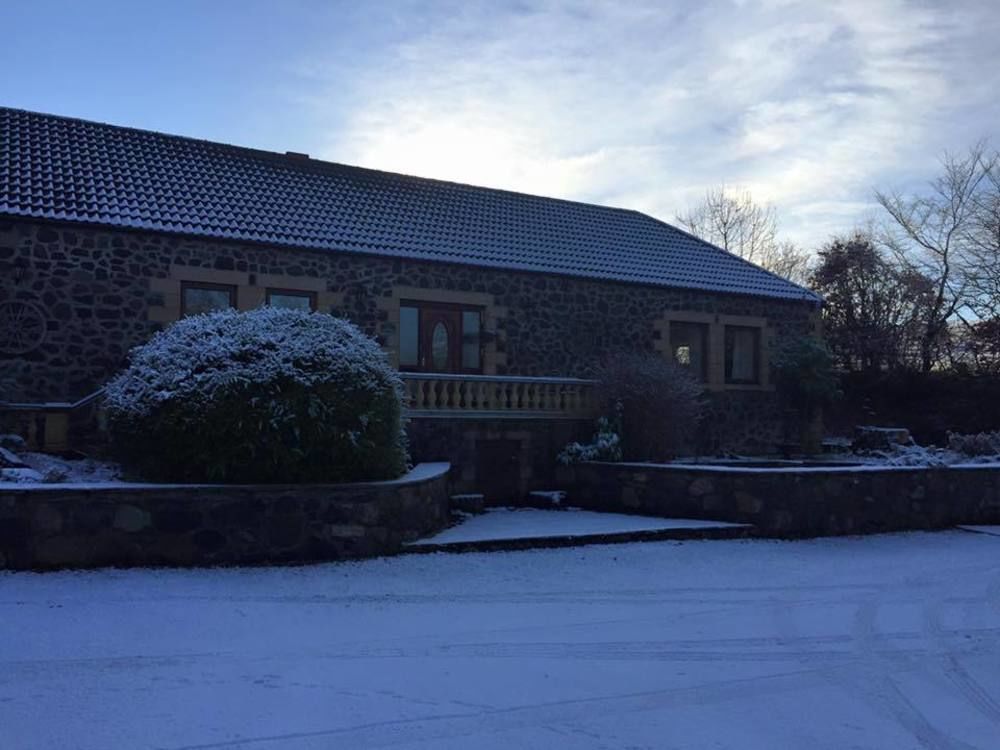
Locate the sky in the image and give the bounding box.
[2,0,998,249]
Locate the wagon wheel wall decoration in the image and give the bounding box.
[0,301,48,356]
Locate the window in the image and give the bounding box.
[266,289,316,311]
[399,305,419,367]
[669,321,708,381]
[181,282,236,316]
[399,302,483,373]
[725,326,761,384]
[461,310,481,370]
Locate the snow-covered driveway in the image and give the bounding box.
[2,532,999,749]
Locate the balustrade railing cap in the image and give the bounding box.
[399,373,596,385]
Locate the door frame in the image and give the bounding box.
[399,300,485,374]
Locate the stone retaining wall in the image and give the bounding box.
[0,463,450,571]
[564,462,1000,537]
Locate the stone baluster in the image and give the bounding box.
[398,375,598,415]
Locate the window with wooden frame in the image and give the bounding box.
[266,288,317,312]
[180,281,237,316]
[398,301,483,373]
[724,325,761,385]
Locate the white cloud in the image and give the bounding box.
[306,0,1000,249]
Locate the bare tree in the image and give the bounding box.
[768,241,814,286]
[875,142,996,371]
[677,186,813,284]
[963,147,1000,321]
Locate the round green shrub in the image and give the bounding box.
[105,307,408,483]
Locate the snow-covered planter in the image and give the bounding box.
[105,308,408,483]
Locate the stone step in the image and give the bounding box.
[406,522,755,554]
[449,493,486,514]
[525,490,566,508]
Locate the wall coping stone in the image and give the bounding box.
[0,462,450,497]
[587,461,1000,475]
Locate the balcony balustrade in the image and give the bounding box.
[401,373,598,419]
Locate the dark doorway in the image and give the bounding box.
[476,438,523,503]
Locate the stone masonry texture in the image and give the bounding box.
[0,463,450,571]
[0,218,819,453]
[563,462,1000,537]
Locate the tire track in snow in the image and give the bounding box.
[156,667,836,750]
[848,598,978,750]
[924,600,1000,726]
[0,582,889,609]
[6,625,996,677]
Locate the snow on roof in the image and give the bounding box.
[0,107,820,303]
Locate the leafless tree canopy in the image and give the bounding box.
[676,186,813,285]
[677,146,999,374]
[875,141,1000,371]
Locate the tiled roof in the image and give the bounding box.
[0,107,819,302]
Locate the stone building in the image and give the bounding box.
[0,108,821,495]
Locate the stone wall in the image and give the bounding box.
[564,462,1000,537]
[0,218,819,453]
[0,463,450,571]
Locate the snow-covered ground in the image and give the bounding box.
[408,508,746,545]
[2,532,999,749]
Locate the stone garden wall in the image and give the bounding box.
[564,462,1000,537]
[0,463,450,571]
[0,217,819,454]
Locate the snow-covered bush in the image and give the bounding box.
[105,308,408,483]
[594,352,704,460]
[558,416,623,465]
[947,430,1000,457]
